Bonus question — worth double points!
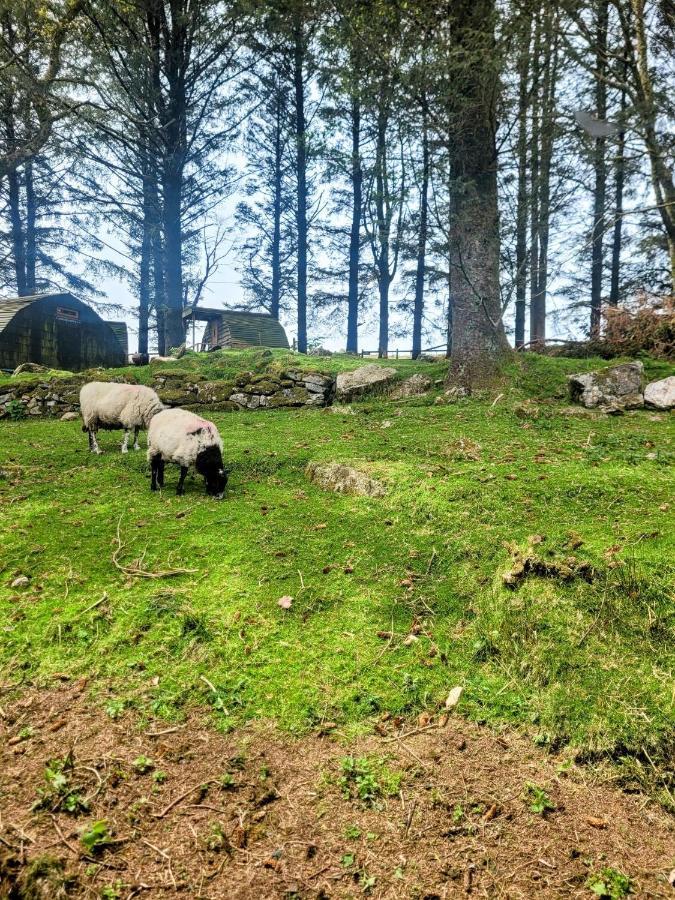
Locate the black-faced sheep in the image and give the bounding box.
[147,408,228,498]
[80,382,164,454]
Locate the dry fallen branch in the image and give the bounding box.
[113,516,197,579]
[145,725,187,738]
[151,780,220,819]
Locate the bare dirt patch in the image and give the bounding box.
[1,682,673,899]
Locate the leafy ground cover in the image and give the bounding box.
[1,682,673,898]
[0,353,673,813]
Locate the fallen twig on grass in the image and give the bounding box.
[72,592,108,620]
[151,780,220,819]
[145,725,186,737]
[404,799,418,837]
[381,723,442,743]
[49,815,79,857]
[112,515,197,579]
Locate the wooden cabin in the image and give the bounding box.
[0,293,127,372]
[183,306,290,352]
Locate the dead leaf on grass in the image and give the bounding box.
[483,803,501,822]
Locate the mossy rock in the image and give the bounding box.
[157,388,197,406]
[266,387,310,407]
[241,379,281,396]
[250,372,281,386]
[234,371,255,387]
[15,379,43,395]
[80,369,138,384]
[205,400,240,412]
[197,381,236,403]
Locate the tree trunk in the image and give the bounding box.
[7,167,27,295]
[590,0,608,338]
[138,164,153,358]
[375,89,390,358]
[24,159,36,294]
[629,0,675,288]
[293,15,308,354]
[412,109,429,360]
[148,172,165,355]
[514,14,531,349]
[609,82,627,306]
[534,8,557,344]
[448,0,509,375]
[445,262,453,358]
[270,87,283,321]
[528,11,543,346]
[346,89,361,354]
[162,170,185,350]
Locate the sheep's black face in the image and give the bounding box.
[195,446,228,500]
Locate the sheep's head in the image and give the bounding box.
[195,446,228,499]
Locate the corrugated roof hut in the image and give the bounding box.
[0,293,127,372]
[183,306,290,351]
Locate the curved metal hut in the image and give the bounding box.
[0,293,127,372]
[183,306,290,351]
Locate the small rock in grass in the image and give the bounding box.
[60,411,79,421]
[305,461,385,498]
[389,373,431,399]
[10,575,29,588]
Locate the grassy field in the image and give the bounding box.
[1,353,673,806]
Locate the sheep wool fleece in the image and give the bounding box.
[147,408,223,469]
[80,382,163,429]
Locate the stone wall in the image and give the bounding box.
[0,368,335,419]
[152,369,334,411]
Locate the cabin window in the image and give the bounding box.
[56,306,80,323]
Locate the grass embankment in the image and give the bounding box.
[0,347,449,389]
[0,353,673,805]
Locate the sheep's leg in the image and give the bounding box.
[150,454,162,491]
[121,430,130,453]
[132,426,141,451]
[88,428,102,455]
[176,465,188,496]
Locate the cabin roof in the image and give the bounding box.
[0,292,83,334]
[183,306,289,349]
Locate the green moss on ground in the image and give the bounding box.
[0,354,673,804]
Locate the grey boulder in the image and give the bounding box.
[644,376,675,410]
[568,361,644,410]
[336,364,397,400]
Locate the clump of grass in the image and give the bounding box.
[586,867,632,898]
[80,819,113,855]
[33,753,89,816]
[338,756,402,806]
[132,755,154,774]
[523,782,556,815]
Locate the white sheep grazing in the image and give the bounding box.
[80,382,164,454]
[147,408,228,498]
